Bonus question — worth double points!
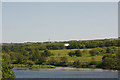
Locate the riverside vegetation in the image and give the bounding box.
[1,38,120,78]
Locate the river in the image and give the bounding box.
[13,68,119,78]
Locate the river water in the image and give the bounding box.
[13,68,119,78]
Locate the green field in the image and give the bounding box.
[49,49,103,63]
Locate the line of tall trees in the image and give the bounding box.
[2,39,119,52]
[66,39,119,49]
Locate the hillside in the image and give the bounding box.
[2,39,120,70]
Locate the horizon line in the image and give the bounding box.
[2,37,118,43]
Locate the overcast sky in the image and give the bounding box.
[2,2,118,43]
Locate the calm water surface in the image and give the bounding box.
[13,68,118,78]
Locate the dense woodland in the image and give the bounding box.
[1,38,120,78]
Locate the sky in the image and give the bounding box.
[2,2,118,43]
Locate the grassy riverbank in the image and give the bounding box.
[11,64,56,68]
[11,64,96,69]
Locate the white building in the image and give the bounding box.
[64,43,69,46]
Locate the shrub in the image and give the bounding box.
[89,49,97,56]
[26,60,34,67]
[75,50,82,57]
[68,50,82,57]
[68,51,75,57]
[73,60,81,68]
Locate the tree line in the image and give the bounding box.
[2,39,119,52]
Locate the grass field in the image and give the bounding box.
[49,49,103,63]
[12,49,104,68]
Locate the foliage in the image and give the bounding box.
[1,39,120,70]
[42,49,52,57]
[26,60,35,67]
[68,51,75,57]
[68,50,82,57]
[73,60,81,68]
[101,54,118,70]
[89,49,97,56]
[75,50,82,57]
[2,53,15,78]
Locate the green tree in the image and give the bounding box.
[73,60,81,68]
[106,46,117,54]
[2,53,15,78]
[42,49,52,57]
[15,54,26,64]
[102,54,118,69]
[35,57,46,65]
[68,51,75,57]
[75,50,82,57]
[26,60,34,67]
[47,57,58,65]
[116,48,120,70]
[59,57,68,66]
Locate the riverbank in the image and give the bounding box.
[11,64,119,72]
[11,64,77,69]
[11,64,56,68]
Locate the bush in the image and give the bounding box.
[75,50,82,57]
[73,60,81,68]
[89,61,96,65]
[47,57,59,65]
[106,46,118,54]
[101,56,118,69]
[35,57,46,65]
[89,49,97,56]
[89,65,96,68]
[68,51,75,57]
[42,49,52,57]
[68,50,82,57]
[26,60,34,67]
[59,57,68,67]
